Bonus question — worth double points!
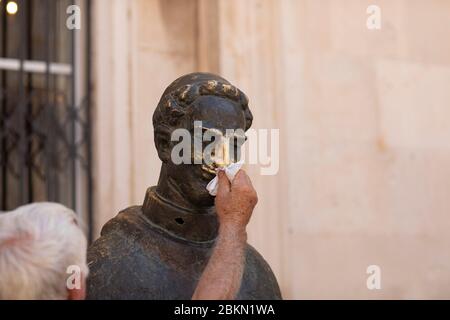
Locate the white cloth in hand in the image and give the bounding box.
[206,161,244,196]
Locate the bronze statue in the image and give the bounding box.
[87,73,281,299]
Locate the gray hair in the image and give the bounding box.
[0,203,88,299]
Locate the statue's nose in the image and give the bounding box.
[211,137,231,168]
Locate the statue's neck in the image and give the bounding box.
[155,165,197,210]
[142,166,218,243]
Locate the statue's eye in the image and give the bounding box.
[229,136,244,161]
[232,135,246,147]
[202,134,217,150]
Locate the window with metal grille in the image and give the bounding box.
[0,0,93,241]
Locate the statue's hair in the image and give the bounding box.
[153,78,253,133]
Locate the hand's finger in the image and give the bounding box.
[244,172,254,189]
[232,169,249,187]
[217,170,231,194]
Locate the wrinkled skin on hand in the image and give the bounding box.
[215,170,258,230]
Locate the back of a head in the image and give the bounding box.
[0,203,88,300]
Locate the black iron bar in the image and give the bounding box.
[70,0,77,212]
[18,0,28,204]
[86,0,93,242]
[53,0,60,201]
[1,0,8,210]
[26,0,33,202]
[44,0,53,202]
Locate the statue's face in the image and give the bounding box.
[165,95,247,207]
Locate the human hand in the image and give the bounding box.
[215,170,258,231]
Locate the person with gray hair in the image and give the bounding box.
[0,202,88,300]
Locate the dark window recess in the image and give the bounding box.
[0,0,93,242]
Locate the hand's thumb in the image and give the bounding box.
[217,170,230,194]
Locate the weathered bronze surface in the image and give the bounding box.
[87,73,282,299]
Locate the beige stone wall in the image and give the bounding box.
[92,0,450,298]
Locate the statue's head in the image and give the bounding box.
[152,73,253,207]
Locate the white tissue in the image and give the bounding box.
[206,161,244,196]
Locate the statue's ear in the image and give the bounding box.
[154,127,172,162]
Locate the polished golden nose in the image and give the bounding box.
[213,137,231,168]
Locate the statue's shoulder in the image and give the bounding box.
[86,206,163,299]
[239,244,283,300]
[87,205,151,262]
[98,205,146,236]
